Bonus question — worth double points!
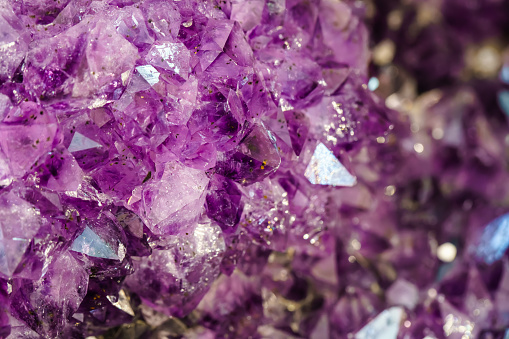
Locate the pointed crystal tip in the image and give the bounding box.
[71,226,123,260]
[355,307,403,339]
[68,132,103,153]
[304,143,356,187]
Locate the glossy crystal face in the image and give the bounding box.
[0,0,508,338]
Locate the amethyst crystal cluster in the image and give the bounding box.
[0,0,508,338]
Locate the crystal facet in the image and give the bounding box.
[0,0,507,337]
[304,142,357,187]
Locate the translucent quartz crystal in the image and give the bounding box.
[0,192,40,278]
[0,0,507,337]
[304,142,357,187]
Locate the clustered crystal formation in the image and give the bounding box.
[0,0,508,338]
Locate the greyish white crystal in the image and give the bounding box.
[71,226,125,260]
[304,142,356,187]
[355,307,403,339]
[136,65,160,86]
[68,132,103,153]
[475,213,509,264]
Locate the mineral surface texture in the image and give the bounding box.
[0,0,508,338]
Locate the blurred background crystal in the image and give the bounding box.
[0,0,508,338]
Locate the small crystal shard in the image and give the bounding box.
[355,307,404,339]
[475,213,509,264]
[135,65,160,87]
[0,192,41,278]
[0,13,26,83]
[304,142,357,187]
[145,42,190,79]
[215,124,281,185]
[125,219,225,317]
[133,162,209,235]
[71,226,124,260]
[206,175,243,233]
[231,0,264,31]
[68,132,102,153]
[10,251,88,337]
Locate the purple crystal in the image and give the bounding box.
[205,175,243,233]
[125,219,224,317]
[0,279,10,338]
[0,0,507,336]
[0,5,27,85]
[10,251,88,338]
[0,191,41,278]
[196,271,263,337]
[215,123,281,185]
[130,161,208,235]
[146,42,191,79]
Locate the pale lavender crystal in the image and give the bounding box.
[231,0,264,31]
[130,161,208,235]
[0,192,41,278]
[34,147,84,192]
[0,0,507,337]
[198,19,234,71]
[0,5,27,85]
[141,0,181,41]
[224,22,254,67]
[10,251,88,338]
[113,7,154,48]
[145,42,191,79]
[125,219,224,317]
[385,278,419,310]
[318,0,369,71]
[0,108,57,179]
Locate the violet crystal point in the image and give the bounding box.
[0,0,508,337]
[125,219,225,317]
[215,123,281,185]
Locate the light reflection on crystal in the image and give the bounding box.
[154,44,180,70]
[71,226,121,260]
[0,238,30,277]
[368,77,380,91]
[384,185,396,196]
[136,65,160,86]
[475,213,509,264]
[442,312,475,338]
[107,289,135,316]
[68,132,103,153]
[501,66,509,84]
[498,90,509,116]
[304,142,356,187]
[146,42,190,78]
[354,307,403,339]
[413,143,424,153]
[437,242,457,262]
[432,127,444,140]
